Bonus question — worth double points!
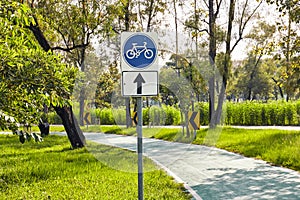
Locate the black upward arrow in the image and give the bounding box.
[133,73,145,95]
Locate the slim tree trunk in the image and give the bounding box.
[208,0,217,128]
[125,98,132,128]
[79,48,86,126]
[123,0,132,128]
[214,0,235,125]
[79,89,85,126]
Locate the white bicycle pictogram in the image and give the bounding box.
[126,42,154,59]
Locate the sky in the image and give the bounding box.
[94,0,281,69]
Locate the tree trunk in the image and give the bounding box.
[125,98,132,128]
[208,0,217,128]
[213,0,235,126]
[79,88,85,126]
[247,87,252,100]
[185,111,190,137]
[272,78,284,99]
[123,1,132,128]
[28,21,86,148]
[54,106,86,148]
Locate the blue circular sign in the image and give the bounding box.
[123,34,157,69]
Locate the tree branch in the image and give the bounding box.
[231,1,262,53]
[27,16,51,52]
[51,43,89,52]
[185,23,209,34]
[214,0,223,18]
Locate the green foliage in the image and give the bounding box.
[195,102,209,125]
[0,1,77,130]
[145,105,181,126]
[97,108,116,125]
[225,101,300,126]
[48,112,63,124]
[265,0,300,100]
[162,104,181,125]
[0,134,189,199]
[95,63,120,109]
[111,108,127,125]
[148,106,166,126]
[48,100,300,126]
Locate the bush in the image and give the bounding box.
[97,108,116,125]
[48,112,62,124]
[48,100,300,126]
[112,108,127,125]
[296,101,300,124]
[224,100,300,126]
[148,106,166,126]
[163,105,181,125]
[195,102,209,125]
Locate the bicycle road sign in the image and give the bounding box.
[121,32,158,71]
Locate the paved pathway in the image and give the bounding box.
[83,132,300,200]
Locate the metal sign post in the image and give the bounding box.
[121,32,158,200]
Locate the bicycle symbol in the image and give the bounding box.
[126,42,154,59]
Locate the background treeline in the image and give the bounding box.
[48,101,300,126]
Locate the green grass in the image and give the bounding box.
[193,127,300,171]
[0,134,190,199]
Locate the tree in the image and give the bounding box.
[205,0,262,127]
[138,0,167,32]
[266,0,300,101]
[17,0,118,148]
[26,0,115,126]
[239,21,276,100]
[229,55,275,100]
[0,2,77,136]
[95,62,121,109]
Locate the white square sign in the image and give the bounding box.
[122,71,158,96]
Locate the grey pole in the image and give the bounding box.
[137,97,143,200]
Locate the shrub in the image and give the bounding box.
[195,102,209,125]
[224,100,300,126]
[48,112,62,124]
[163,105,181,125]
[112,108,127,125]
[143,107,150,125]
[296,101,300,125]
[48,100,300,126]
[148,106,166,126]
[97,108,116,125]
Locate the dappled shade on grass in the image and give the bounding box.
[0,134,190,199]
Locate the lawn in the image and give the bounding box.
[194,127,300,171]
[0,134,190,199]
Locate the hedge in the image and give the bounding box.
[47,100,300,126]
[224,101,300,126]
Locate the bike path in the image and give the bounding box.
[83,132,300,200]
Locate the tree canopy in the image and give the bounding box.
[0,1,77,130]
